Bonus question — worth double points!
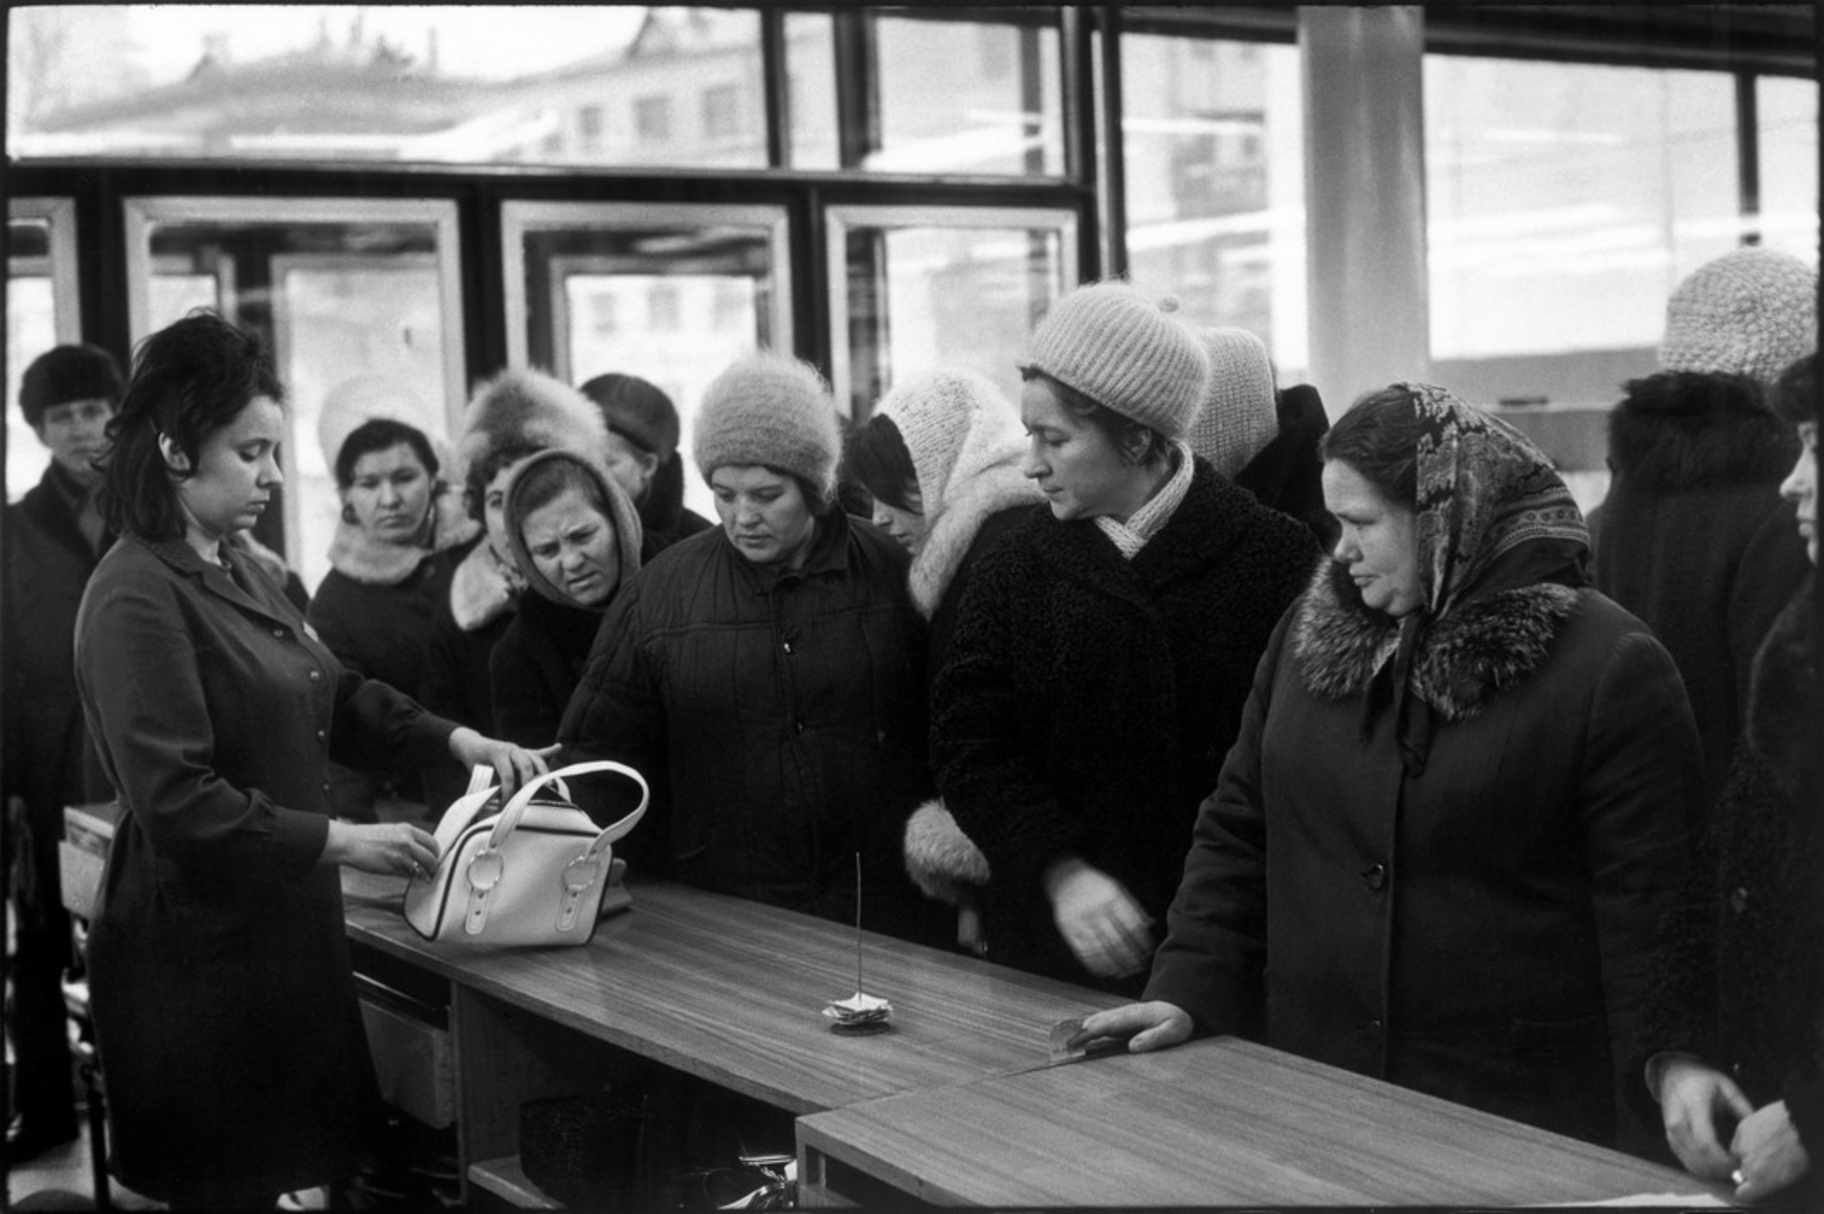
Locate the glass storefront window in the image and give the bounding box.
[1425,56,1739,407]
[502,202,793,523]
[124,198,465,590]
[8,6,765,169]
[1119,34,1307,384]
[785,12,838,170]
[825,206,1077,419]
[6,199,81,503]
[1759,73,1819,264]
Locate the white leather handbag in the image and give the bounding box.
[403,760,648,947]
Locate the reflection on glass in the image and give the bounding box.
[1425,56,1738,406]
[8,6,768,169]
[1758,74,1819,264]
[514,215,785,521]
[137,214,456,589]
[785,12,838,169]
[830,211,1074,419]
[1120,34,1307,383]
[7,219,57,503]
[867,16,1063,175]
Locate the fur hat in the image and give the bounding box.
[1187,327,1279,479]
[20,343,123,428]
[579,372,680,460]
[693,352,841,499]
[902,800,991,904]
[1660,248,1817,385]
[317,375,447,474]
[501,448,643,609]
[1023,281,1211,439]
[453,368,611,494]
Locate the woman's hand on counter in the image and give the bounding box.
[1070,1001,1193,1054]
[1043,856,1154,978]
[1655,1056,1752,1180]
[324,819,440,878]
[1731,1100,1810,1203]
[448,728,555,798]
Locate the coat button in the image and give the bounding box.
[782,641,794,654]
[794,721,806,735]
[1366,1018,1384,1033]
[1729,886,1749,914]
[308,669,322,682]
[271,627,286,639]
[1362,862,1388,891]
[316,729,327,743]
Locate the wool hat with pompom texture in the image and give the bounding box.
[693,351,841,500]
[1659,247,1817,385]
[1022,281,1212,440]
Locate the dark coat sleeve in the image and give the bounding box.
[557,581,669,863]
[930,542,1087,902]
[1141,610,1287,1037]
[77,575,328,882]
[1577,627,1707,1130]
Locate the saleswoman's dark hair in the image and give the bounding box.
[1320,385,1424,508]
[844,413,921,512]
[98,311,286,540]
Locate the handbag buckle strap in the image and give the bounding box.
[556,852,603,934]
[463,847,505,936]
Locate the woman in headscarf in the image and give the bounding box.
[843,368,1040,951]
[489,448,644,747]
[1073,383,1703,1150]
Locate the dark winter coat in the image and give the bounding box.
[1146,566,1703,1148]
[1235,383,1336,550]
[930,460,1316,985]
[417,535,518,809]
[559,513,935,936]
[3,467,112,930]
[1661,574,1822,1187]
[924,503,1031,691]
[491,591,603,747]
[1592,371,1808,809]
[73,533,459,1198]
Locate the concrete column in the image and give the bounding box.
[1299,6,1431,413]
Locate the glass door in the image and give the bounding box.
[7,197,81,502]
[503,201,792,521]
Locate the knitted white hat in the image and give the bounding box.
[875,368,1024,511]
[694,351,841,499]
[1659,247,1817,385]
[1022,281,1212,439]
[317,376,448,474]
[1186,327,1279,479]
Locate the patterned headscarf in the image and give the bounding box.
[1405,383,1589,619]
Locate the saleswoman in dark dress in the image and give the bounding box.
[74,312,546,1211]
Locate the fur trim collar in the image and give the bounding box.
[902,800,991,903]
[907,458,1037,617]
[449,538,523,632]
[1292,561,1579,722]
[326,489,480,586]
[1609,371,1797,490]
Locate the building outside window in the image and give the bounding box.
[634,93,672,145]
[701,82,739,140]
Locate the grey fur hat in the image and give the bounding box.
[453,368,611,492]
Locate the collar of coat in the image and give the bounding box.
[18,467,111,563]
[327,490,480,587]
[449,537,523,632]
[1291,559,1580,722]
[1016,458,1270,602]
[1608,371,1797,491]
[136,532,296,629]
[906,459,1037,618]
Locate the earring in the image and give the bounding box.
[342,502,359,525]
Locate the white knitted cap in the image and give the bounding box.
[1023,281,1212,439]
[875,368,1023,511]
[1186,327,1279,479]
[1659,247,1817,384]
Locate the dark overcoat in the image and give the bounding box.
[559,512,935,936]
[73,533,457,1198]
[490,589,604,748]
[1146,570,1703,1148]
[930,460,1316,984]
[1591,371,1808,809]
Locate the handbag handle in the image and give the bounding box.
[461,760,650,938]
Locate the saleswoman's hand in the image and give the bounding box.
[1656,1056,1752,1180]
[1043,856,1154,979]
[448,728,554,798]
[324,819,440,879]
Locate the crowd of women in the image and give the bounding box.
[3,243,1815,1208]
